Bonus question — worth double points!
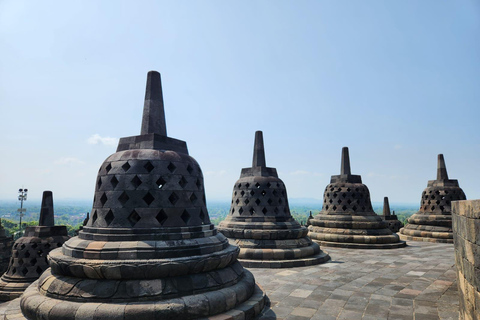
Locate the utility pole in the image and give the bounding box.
[17,188,28,230]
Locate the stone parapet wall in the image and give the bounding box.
[452,200,480,320]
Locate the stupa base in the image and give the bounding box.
[0,280,32,301]
[399,232,453,244]
[239,250,330,268]
[313,240,406,249]
[17,277,269,320]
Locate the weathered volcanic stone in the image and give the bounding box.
[308,147,406,249]
[400,154,466,243]
[19,71,268,320]
[0,220,14,275]
[0,191,68,301]
[218,131,330,268]
[382,197,403,233]
[452,200,480,320]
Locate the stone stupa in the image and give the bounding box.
[381,197,403,233]
[308,147,406,249]
[400,154,466,243]
[0,219,14,275]
[0,191,68,301]
[19,71,268,319]
[218,131,330,268]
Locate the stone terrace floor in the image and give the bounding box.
[254,241,458,320]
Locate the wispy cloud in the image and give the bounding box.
[54,157,85,165]
[87,134,118,146]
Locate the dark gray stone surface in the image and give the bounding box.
[18,71,268,319]
[0,221,13,277]
[308,147,405,249]
[382,197,403,233]
[218,131,330,268]
[400,154,466,243]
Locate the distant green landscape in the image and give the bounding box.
[0,199,418,239]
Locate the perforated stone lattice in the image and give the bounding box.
[229,179,291,218]
[4,239,64,279]
[419,187,466,214]
[322,183,373,213]
[89,155,210,228]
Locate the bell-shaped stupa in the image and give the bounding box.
[308,147,406,249]
[0,191,68,301]
[218,131,330,268]
[20,71,268,319]
[0,220,14,275]
[381,197,403,233]
[399,154,466,243]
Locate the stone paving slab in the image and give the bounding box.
[254,241,459,320]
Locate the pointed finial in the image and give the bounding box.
[39,191,54,227]
[252,131,266,167]
[340,147,351,175]
[383,197,391,216]
[437,154,449,180]
[140,71,167,136]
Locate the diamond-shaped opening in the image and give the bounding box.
[20,244,26,250]
[255,183,260,189]
[143,192,154,206]
[235,199,240,204]
[440,205,445,211]
[267,182,271,188]
[245,183,250,188]
[24,251,30,258]
[179,176,188,189]
[231,208,235,214]
[31,242,38,249]
[262,207,268,215]
[362,206,366,211]
[118,192,129,205]
[273,190,278,196]
[30,258,37,266]
[274,207,279,214]
[431,206,435,210]
[338,199,343,204]
[168,192,179,205]
[249,207,255,215]
[279,198,283,204]
[97,177,102,189]
[196,179,202,189]
[267,198,273,205]
[105,163,112,173]
[144,161,154,173]
[21,267,28,276]
[122,162,131,172]
[245,199,250,204]
[36,266,43,276]
[241,191,245,196]
[131,175,142,188]
[255,199,261,205]
[347,199,352,204]
[18,258,24,265]
[45,243,51,249]
[261,190,267,196]
[37,249,44,256]
[190,193,197,203]
[156,209,168,225]
[333,205,337,211]
[342,205,347,211]
[156,177,166,189]
[325,205,329,210]
[92,210,97,224]
[167,162,177,173]
[100,193,108,206]
[239,207,244,215]
[110,176,119,189]
[187,164,193,174]
[181,210,191,224]
[199,209,206,223]
[238,183,242,188]
[250,190,255,196]
[128,210,141,227]
[105,209,115,225]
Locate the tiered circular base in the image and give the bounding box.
[308,214,406,249]
[219,220,330,268]
[399,213,453,244]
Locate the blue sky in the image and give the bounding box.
[0,1,479,206]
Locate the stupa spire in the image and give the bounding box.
[341,147,351,175]
[39,191,54,227]
[252,131,266,167]
[383,197,391,217]
[140,71,167,136]
[437,154,449,180]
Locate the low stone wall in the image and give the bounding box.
[452,200,480,320]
